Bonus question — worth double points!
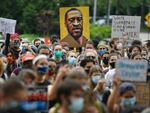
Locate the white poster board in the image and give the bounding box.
[111,16,141,39]
[116,59,148,82]
[0,18,16,34]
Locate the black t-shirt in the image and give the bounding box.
[35,80,50,86]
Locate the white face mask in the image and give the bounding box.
[116,43,123,50]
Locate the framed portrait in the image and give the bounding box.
[60,6,89,48]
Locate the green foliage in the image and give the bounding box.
[90,24,111,39]
[0,0,149,35]
[20,34,39,42]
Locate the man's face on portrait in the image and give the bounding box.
[65,10,83,40]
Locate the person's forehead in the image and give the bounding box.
[86,52,95,56]
[67,10,82,18]
[55,45,62,49]
[133,47,139,50]
[69,52,76,56]
[110,55,117,59]
[134,55,142,58]
[37,58,48,64]
[40,48,49,51]
[86,44,93,47]
[103,53,109,57]
[35,40,41,43]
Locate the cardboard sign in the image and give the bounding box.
[22,86,48,112]
[111,16,141,39]
[0,18,16,34]
[116,59,148,82]
[60,7,89,47]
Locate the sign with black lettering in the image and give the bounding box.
[111,16,141,39]
[0,18,16,34]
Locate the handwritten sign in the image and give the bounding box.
[116,59,148,82]
[111,16,141,39]
[0,18,16,34]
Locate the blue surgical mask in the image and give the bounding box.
[68,97,84,113]
[68,57,77,65]
[121,97,136,107]
[91,75,101,85]
[37,65,49,75]
[97,49,106,56]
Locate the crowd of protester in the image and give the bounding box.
[0,33,150,113]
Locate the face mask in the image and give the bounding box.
[13,40,20,48]
[68,97,84,113]
[97,49,106,56]
[91,75,101,85]
[54,51,62,59]
[121,97,136,107]
[116,43,122,50]
[48,66,55,75]
[35,45,40,48]
[37,65,49,75]
[103,57,109,65]
[82,84,90,91]
[68,57,77,65]
[110,62,116,69]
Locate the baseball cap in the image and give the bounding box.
[10,33,20,41]
[22,54,35,62]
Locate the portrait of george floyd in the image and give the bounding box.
[60,7,90,48]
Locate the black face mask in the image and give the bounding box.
[103,57,109,65]
[110,62,116,69]
[35,45,40,48]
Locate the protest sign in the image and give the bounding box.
[22,86,48,112]
[0,18,16,34]
[116,59,148,82]
[135,82,150,106]
[60,7,89,48]
[111,16,141,39]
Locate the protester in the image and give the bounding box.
[38,44,50,56]
[0,58,5,83]
[0,30,150,113]
[49,79,85,113]
[46,58,57,83]
[107,75,145,113]
[6,51,18,77]
[33,38,41,48]
[130,53,142,60]
[11,53,35,77]
[32,54,50,86]
[0,54,8,80]
[67,51,77,66]
[105,52,121,87]
[88,65,103,89]
[18,69,36,86]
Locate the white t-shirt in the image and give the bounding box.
[105,69,116,87]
